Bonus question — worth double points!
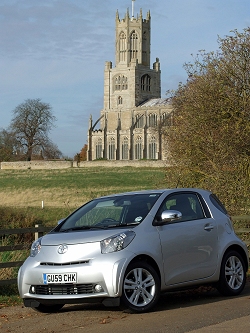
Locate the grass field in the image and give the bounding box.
[0,167,166,225]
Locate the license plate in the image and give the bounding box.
[43,273,77,284]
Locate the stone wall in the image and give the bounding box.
[0,161,73,170]
[79,160,166,168]
[0,160,166,170]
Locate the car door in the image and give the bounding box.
[156,191,219,286]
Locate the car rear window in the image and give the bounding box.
[209,194,228,214]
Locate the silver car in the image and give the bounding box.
[18,188,249,313]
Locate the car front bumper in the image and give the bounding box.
[18,249,132,306]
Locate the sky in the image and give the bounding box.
[0,0,249,158]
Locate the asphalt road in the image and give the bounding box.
[1,282,250,333]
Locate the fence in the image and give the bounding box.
[0,225,52,286]
[0,219,249,286]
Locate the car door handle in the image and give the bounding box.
[204,224,214,231]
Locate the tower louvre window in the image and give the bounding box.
[119,32,126,62]
[141,74,151,92]
[142,31,147,64]
[130,30,138,61]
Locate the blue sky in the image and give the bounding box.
[0,0,249,157]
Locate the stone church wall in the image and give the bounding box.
[0,160,166,170]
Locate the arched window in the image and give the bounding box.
[95,138,102,159]
[118,96,123,105]
[115,76,121,90]
[108,137,115,160]
[122,76,128,90]
[148,113,157,127]
[130,30,138,61]
[142,31,147,64]
[119,32,126,62]
[121,137,129,160]
[135,136,142,160]
[141,74,151,92]
[114,75,128,91]
[149,136,157,159]
[162,112,173,126]
[134,114,144,128]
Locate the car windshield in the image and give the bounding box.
[57,193,161,232]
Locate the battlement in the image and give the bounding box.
[116,8,150,25]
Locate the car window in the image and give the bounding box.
[209,194,228,214]
[58,193,161,231]
[158,192,205,222]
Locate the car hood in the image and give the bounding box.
[41,228,131,246]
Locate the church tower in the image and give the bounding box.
[103,7,161,110]
[87,2,171,161]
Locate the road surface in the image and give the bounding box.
[1,282,250,333]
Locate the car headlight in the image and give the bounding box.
[30,237,42,257]
[100,230,135,254]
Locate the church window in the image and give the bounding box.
[108,137,115,160]
[134,114,144,128]
[95,138,102,159]
[148,113,157,127]
[142,31,147,64]
[162,112,173,126]
[114,75,128,91]
[119,32,126,62]
[141,74,151,92]
[130,30,138,61]
[121,137,129,160]
[118,96,123,105]
[135,136,142,160]
[149,136,157,159]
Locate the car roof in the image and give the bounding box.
[95,188,212,199]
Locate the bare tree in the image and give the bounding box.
[10,98,61,160]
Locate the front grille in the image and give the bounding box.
[31,284,95,295]
[40,260,89,266]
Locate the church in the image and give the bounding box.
[87,3,172,161]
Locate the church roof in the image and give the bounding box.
[139,98,171,107]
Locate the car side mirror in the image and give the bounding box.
[153,210,182,226]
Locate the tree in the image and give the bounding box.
[0,129,14,161]
[165,28,250,213]
[10,98,61,161]
[74,144,88,162]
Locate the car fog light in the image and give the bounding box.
[30,286,36,294]
[94,284,103,293]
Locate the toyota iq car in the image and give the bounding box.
[18,188,249,313]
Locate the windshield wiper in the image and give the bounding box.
[60,226,107,232]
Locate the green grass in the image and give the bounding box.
[0,167,164,190]
[0,167,166,211]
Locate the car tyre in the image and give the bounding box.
[121,261,160,313]
[32,303,64,313]
[217,250,246,296]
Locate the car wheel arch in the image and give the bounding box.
[125,254,161,284]
[222,245,249,271]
